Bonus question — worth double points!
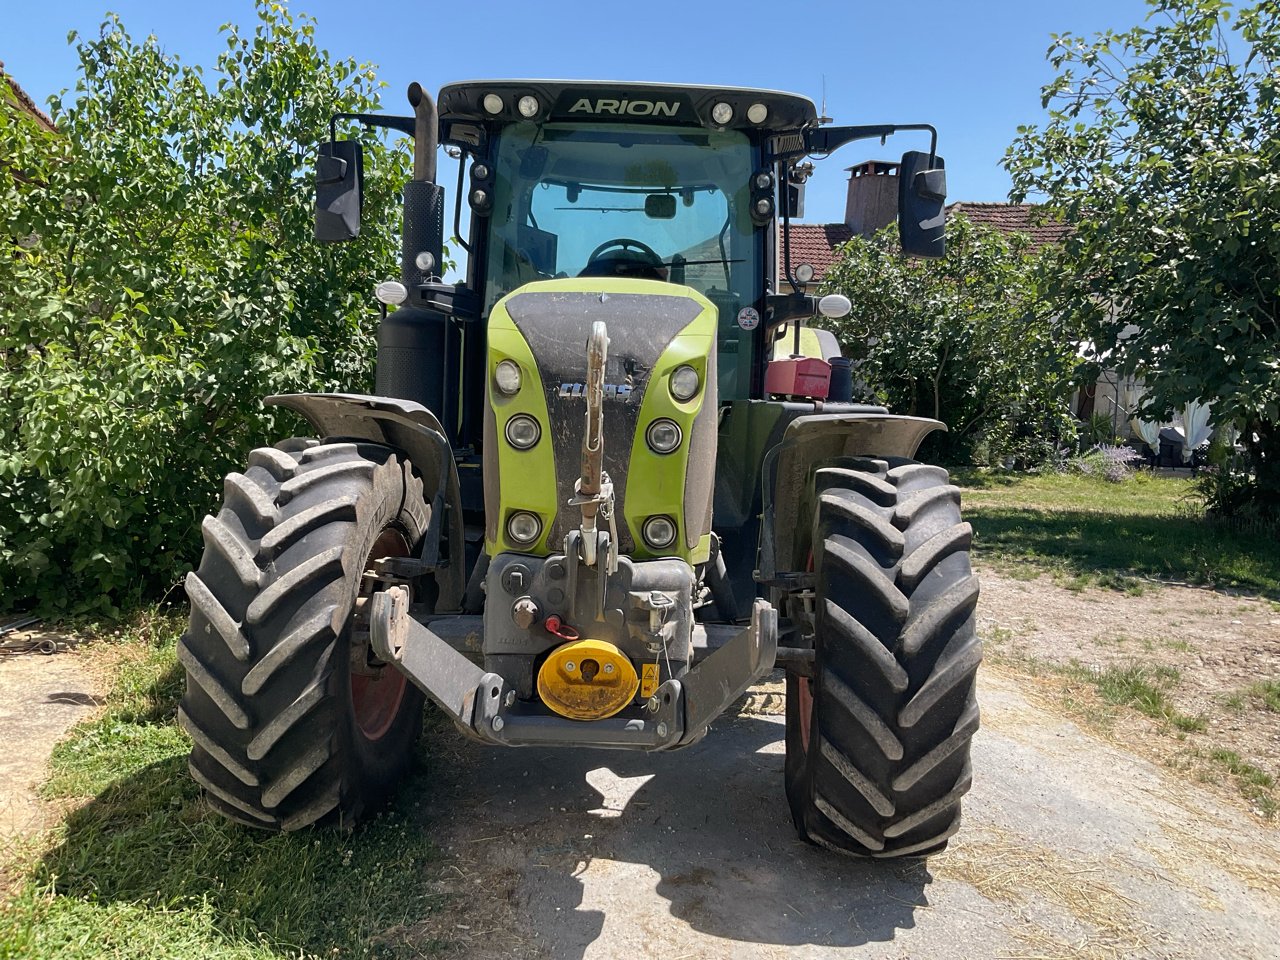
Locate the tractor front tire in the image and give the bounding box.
[179,440,429,830]
[785,458,981,857]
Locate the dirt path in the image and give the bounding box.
[0,640,100,844]
[3,576,1279,958]
[404,573,1280,960]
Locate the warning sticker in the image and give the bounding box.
[640,663,660,699]
[737,306,760,331]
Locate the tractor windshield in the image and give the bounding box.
[483,122,761,397]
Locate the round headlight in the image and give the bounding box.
[642,515,678,550]
[517,95,540,118]
[414,250,436,273]
[754,197,774,218]
[472,162,491,180]
[646,418,682,454]
[795,262,816,285]
[711,102,734,125]
[505,414,541,449]
[507,511,541,545]
[482,93,504,115]
[747,102,769,125]
[753,170,774,191]
[495,359,522,396]
[670,365,700,401]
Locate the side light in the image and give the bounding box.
[670,365,700,402]
[507,512,542,545]
[505,414,541,449]
[642,516,678,550]
[495,359,522,396]
[646,419,682,454]
[375,280,407,305]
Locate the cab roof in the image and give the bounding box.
[437,80,818,134]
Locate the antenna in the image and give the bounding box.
[818,74,833,126]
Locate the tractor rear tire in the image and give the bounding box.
[179,440,429,830]
[784,458,981,857]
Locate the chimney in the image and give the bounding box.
[844,160,899,236]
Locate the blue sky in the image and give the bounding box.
[4,0,1158,222]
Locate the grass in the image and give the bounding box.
[1209,749,1278,818]
[0,616,448,960]
[953,470,1280,597]
[1066,662,1208,733]
[1247,679,1280,713]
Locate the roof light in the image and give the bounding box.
[747,102,768,124]
[482,93,504,115]
[711,102,733,125]
[517,95,540,118]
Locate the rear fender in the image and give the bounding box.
[759,412,944,584]
[266,392,466,611]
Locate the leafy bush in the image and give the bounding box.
[820,215,1080,468]
[0,5,410,614]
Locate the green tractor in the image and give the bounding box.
[179,80,980,857]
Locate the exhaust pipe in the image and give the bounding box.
[406,82,438,183]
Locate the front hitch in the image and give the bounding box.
[370,588,777,750]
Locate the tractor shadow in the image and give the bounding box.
[422,708,933,957]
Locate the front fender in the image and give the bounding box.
[760,412,945,583]
[266,392,466,611]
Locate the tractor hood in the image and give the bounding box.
[483,277,718,564]
[438,80,817,135]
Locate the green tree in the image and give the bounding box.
[820,214,1080,466]
[0,3,410,614]
[1005,0,1280,508]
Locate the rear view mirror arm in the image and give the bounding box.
[803,123,937,165]
[328,112,416,143]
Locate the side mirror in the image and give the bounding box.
[785,180,805,219]
[898,150,946,259]
[315,139,363,242]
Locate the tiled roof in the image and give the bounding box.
[1,61,56,131]
[945,202,1070,251]
[779,223,853,280]
[777,203,1070,278]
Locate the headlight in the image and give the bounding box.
[517,95,540,118]
[670,365,700,402]
[505,414,541,449]
[495,359,522,396]
[642,515,677,550]
[646,418,682,454]
[711,102,733,125]
[507,512,542,545]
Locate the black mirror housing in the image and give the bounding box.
[315,140,363,242]
[645,194,677,219]
[898,150,946,259]
[785,180,805,219]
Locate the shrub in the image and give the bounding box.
[0,5,410,614]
